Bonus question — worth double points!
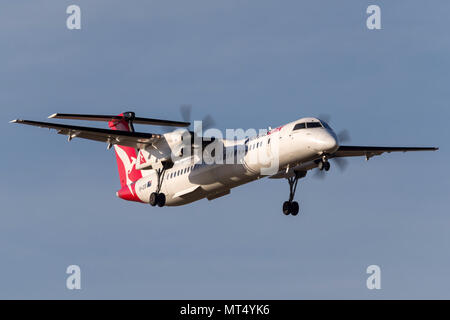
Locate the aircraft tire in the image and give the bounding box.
[150,192,158,206]
[291,201,299,216]
[157,193,166,207]
[282,201,291,215]
[318,161,324,171]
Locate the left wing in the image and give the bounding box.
[10,119,162,149]
[333,145,438,160]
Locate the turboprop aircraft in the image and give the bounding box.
[10,111,438,216]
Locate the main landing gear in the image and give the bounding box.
[150,166,167,207]
[150,192,165,207]
[282,170,306,216]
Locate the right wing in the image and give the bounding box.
[270,145,438,179]
[10,119,162,149]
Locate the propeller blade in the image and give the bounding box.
[162,104,192,133]
[318,113,331,123]
[313,168,327,180]
[332,157,349,172]
[318,114,351,143]
[180,104,192,123]
[164,105,217,137]
[337,129,351,143]
[201,114,215,131]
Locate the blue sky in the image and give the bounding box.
[1,0,449,299]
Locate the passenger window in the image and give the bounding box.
[293,123,306,130]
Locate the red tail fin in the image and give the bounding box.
[108,113,143,187]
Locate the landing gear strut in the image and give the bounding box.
[150,166,168,207]
[282,171,305,216]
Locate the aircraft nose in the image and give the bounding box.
[323,135,338,153]
[313,133,339,153]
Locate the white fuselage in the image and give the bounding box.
[130,117,338,206]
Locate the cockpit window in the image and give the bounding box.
[293,123,306,130]
[306,122,322,128]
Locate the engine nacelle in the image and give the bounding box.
[135,130,191,170]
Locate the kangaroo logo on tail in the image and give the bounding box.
[108,114,143,189]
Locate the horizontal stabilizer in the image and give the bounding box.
[49,112,190,127]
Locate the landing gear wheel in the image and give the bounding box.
[156,193,166,207]
[283,201,291,215]
[324,161,330,171]
[318,161,324,171]
[149,192,158,206]
[290,201,299,216]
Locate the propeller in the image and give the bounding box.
[313,156,349,180]
[313,167,327,180]
[333,157,348,171]
[180,104,192,124]
[337,129,350,144]
[314,114,351,179]
[180,104,216,133]
[318,113,351,144]
[163,104,216,135]
[167,105,218,152]
[318,113,331,123]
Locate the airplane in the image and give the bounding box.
[10,111,438,216]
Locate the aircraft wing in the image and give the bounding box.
[270,145,438,179]
[10,119,162,149]
[332,145,438,159]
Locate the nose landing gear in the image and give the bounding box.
[282,170,306,216]
[318,157,331,171]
